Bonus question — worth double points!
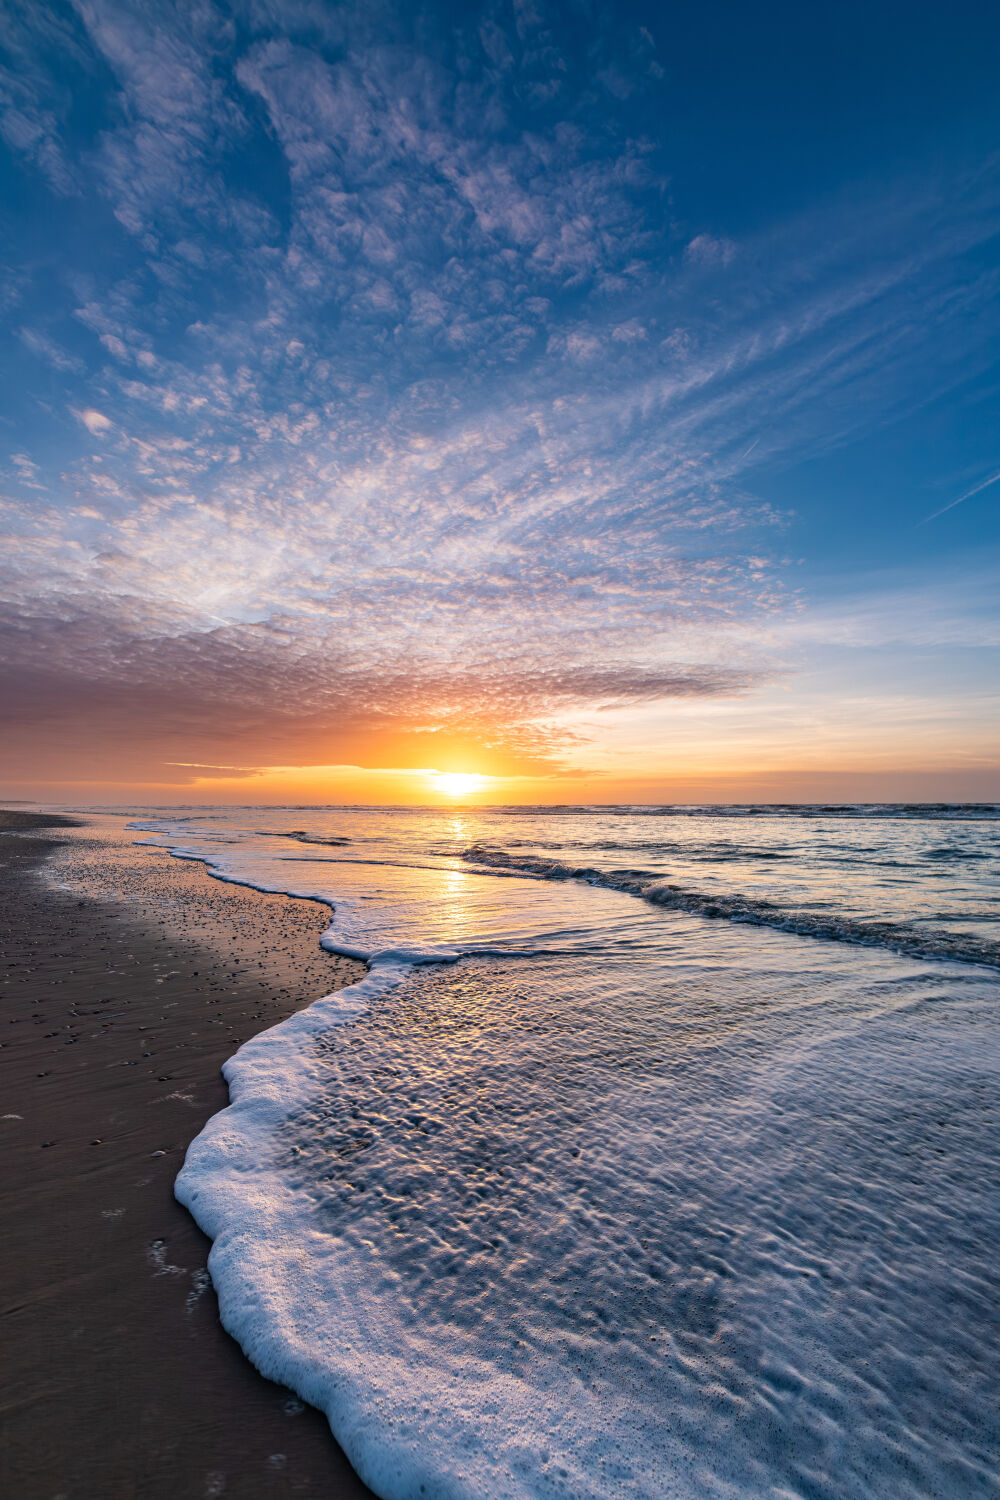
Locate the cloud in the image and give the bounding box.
[0,599,764,782]
[684,233,736,266]
[18,328,86,372]
[0,70,77,195]
[919,467,1000,525]
[73,407,113,435]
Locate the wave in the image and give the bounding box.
[270,829,352,847]
[462,846,1000,970]
[473,803,1000,821]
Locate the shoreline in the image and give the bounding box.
[0,810,374,1499]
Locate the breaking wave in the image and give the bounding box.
[462,845,1000,970]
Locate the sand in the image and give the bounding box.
[0,810,374,1499]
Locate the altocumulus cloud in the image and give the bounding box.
[1,0,998,782]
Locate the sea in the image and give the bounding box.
[66,804,1000,1497]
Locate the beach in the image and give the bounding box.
[0,810,372,1499]
[3,803,998,1500]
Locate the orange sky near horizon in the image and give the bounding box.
[8,759,1000,811]
[5,652,998,807]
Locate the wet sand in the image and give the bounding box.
[0,810,374,1500]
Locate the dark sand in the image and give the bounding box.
[0,810,374,1499]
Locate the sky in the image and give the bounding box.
[1,0,998,806]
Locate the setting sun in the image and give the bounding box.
[428,771,489,798]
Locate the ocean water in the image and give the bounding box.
[123,807,999,1496]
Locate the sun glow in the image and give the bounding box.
[428,771,490,798]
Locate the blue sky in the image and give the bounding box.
[1,0,998,800]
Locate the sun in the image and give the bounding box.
[429,771,489,798]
